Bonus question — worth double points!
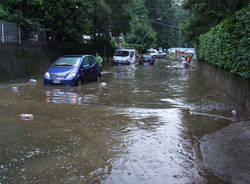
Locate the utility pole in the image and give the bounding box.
[19,27,21,44]
[1,24,4,44]
[140,17,181,48]
[178,28,181,47]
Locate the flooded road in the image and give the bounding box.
[0,59,248,183]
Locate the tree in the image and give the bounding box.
[0,0,133,44]
[144,0,175,48]
[182,0,249,43]
[171,2,190,47]
[105,0,133,37]
[0,0,44,31]
[125,0,157,52]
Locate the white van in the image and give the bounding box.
[112,48,136,65]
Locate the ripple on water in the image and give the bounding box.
[100,107,206,184]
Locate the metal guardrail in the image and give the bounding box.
[0,20,21,44]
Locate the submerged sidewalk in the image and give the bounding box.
[200,122,250,184]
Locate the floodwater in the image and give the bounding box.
[0,59,248,184]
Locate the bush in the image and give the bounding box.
[198,6,250,78]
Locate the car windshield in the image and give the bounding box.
[147,50,157,54]
[142,55,151,59]
[114,51,129,56]
[53,57,81,67]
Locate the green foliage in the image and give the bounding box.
[182,0,249,44]
[198,7,250,78]
[0,1,43,31]
[125,0,157,53]
[172,2,190,47]
[0,0,133,44]
[0,4,9,20]
[145,0,175,48]
[1,0,189,51]
[126,18,157,53]
[125,0,184,50]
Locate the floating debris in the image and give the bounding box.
[232,110,237,116]
[100,82,107,87]
[190,111,232,121]
[29,79,37,83]
[232,110,237,121]
[19,114,34,121]
[11,86,18,93]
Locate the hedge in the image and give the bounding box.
[198,6,250,78]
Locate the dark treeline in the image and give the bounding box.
[182,0,250,78]
[0,0,187,54]
[182,0,249,43]
[1,0,248,63]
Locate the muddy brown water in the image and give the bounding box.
[0,59,248,184]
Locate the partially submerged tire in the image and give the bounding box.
[96,74,101,81]
[76,77,82,86]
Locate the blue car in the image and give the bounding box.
[43,55,101,86]
[139,54,155,65]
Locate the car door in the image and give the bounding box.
[88,56,99,80]
[81,56,91,81]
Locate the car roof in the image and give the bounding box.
[115,48,135,51]
[62,55,92,58]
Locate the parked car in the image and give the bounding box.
[156,51,166,58]
[112,48,136,65]
[43,55,101,86]
[147,48,158,58]
[185,49,195,54]
[139,54,155,65]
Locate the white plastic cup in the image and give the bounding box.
[19,114,34,120]
[100,82,107,87]
[232,110,237,121]
[11,86,18,92]
[29,79,37,83]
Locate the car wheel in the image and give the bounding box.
[96,74,101,81]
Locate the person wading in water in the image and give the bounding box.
[96,52,103,73]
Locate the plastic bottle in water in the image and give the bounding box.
[29,79,37,83]
[100,82,107,87]
[19,114,34,120]
[11,86,18,93]
[232,110,237,121]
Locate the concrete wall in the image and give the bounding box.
[0,43,60,81]
[197,61,250,113]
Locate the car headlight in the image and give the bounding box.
[44,72,50,79]
[66,72,76,79]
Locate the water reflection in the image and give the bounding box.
[102,108,204,184]
[44,85,101,105]
[184,68,191,78]
[45,88,82,105]
[0,60,244,184]
[113,65,137,79]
